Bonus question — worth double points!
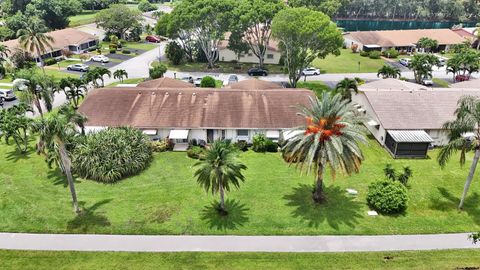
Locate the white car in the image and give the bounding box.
[223,74,238,86]
[399,58,411,67]
[194,77,203,87]
[422,77,434,86]
[301,67,320,76]
[0,89,16,101]
[90,55,109,63]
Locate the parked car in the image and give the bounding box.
[399,58,411,67]
[437,57,446,67]
[180,76,194,84]
[67,63,89,72]
[247,67,268,76]
[301,67,320,76]
[223,74,239,86]
[90,55,109,63]
[421,76,434,86]
[145,35,161,43]
[455,75,469,82]
[193,77,203,87]
[0,89,16,101]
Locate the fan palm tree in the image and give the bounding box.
[13,69,55,118]
[283,93,366,203]
[193,140,247,214]
[334,78,358,102]
[31,110,80,213]
[438,95,480,209]
[17,17,54,75]
[59,77,86,110]
[113,69,128,83]
[377,65,401,79]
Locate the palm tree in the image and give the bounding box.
[473,23,480,50]
[0,44,10,63]
[334,78,358,102]
[17,17,54,75]
[193,140,247,214]
[58,104,88,135]
[377,65,401,79]
[83,69,101,88]
[113,69,128,83]
[96,67,111,87]
[59,77,86,110]
[438,95,480,209]
[0,103,33,153]
[13,69,55,118]
[31,110,80,213]
[283,93,366,203]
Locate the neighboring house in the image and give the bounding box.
[217,32,281,65]
[1,28,99,65]
[352,78,480,158]
[78,78,313,150]
[343,29,466,53]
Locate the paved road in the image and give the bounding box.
[0,232,478,252]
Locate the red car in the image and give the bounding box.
[455,75,469,82]
[145,35,161,43]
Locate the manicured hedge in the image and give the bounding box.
[366,180,408,214]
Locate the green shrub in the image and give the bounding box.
[265,139,278,152]
[382,48,399,59]
[234,141,248,152]
[252,134,277,152]
[200,76,216,88]
[165,41,185,65]
[187,146,205,159]
[360,51,369,57]
[369,51,381,59]
[138,0,156,12]
[109,49,116,54]
[122,49,131,54]
[149,140,172,152]
[149,63,167,79]
[366,180,408,214]
[72,127,152,183]
[44,58,57,66]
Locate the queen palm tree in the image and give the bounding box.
[283,93,366,203]
[438,95,480,209]
[17,17,54,75]
[113,69,128,83]
[13,69,55,118]
[193,140,247,214]
[377,65,401,79]
[334,78,358,102]
[31,110,80,213]
[59,77,86,110]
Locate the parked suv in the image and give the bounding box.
[67,63,89,72]
[0,89,16,101]
[247,67,268,76]
[145,35,161,43]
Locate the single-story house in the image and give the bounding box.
[78,78,313,150]
[217,32,281,65]
[352,78,480,158]
[343,29,466,53]
[1,28,99,65]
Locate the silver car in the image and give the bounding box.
[67,63,89,72]
[0,89,16,101]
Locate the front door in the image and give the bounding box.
[207,129,214,143]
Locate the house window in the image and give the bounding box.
[237,129,248,136]
[267,54,274,59]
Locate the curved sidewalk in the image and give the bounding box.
[0,233,478,252]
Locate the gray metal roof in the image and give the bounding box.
[387,130,433,143]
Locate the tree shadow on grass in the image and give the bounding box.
[47,168,82,187]
[67,199,112,233]
[429,187,480,224]
[5,146,34,162]
[200,199,249,231]
[283,184,362,230]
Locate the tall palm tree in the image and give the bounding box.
[59,77,86,110]
[17,17,54,75]
[113,69,128,83]
[13,69,55,118]
[193,140,247,214]
[438,95,480,209]
[334,78,358,102]
[58,104,88,136]
[283,93,366,203]
[31,110,80,213]
[377,65,401,79]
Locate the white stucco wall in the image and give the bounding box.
[218,48,281,65]
[351,92,387,145]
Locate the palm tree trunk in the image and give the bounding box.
[312,165,326,203]
[34,97,44,118]
[58,140,80,213]
[35,45,46,75]
[459,149,480,209]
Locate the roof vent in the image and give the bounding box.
[151,92,156,95]
[192,93,196,96]
[165,92,169,96]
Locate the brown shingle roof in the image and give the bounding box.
[364,89,480,130]
[1,28,97,54]
[360,78,428,91]
[136,77,194,88]
[450,79,480,89]
[78,87,314,129]
[227,79,282,90]
[345,29,465,47]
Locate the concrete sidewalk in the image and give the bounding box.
[0,233,478,252]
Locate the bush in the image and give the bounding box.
[369,51,381,59]
[382,48,399,59]
[252,134,277,153]
[109,49,116,54]
[366,180,408,214]
[138,0,156,12]
[165,41,185,65]
[149,140,172,152]
[187,146,205,159]
[360,51,369,57]
[72,127,153,183]
[200,76,216,88]
[265,139,278,152]
[149,63,167,79]
[44,58,57,66]
[122,49,131,54]
[234,141,249,152]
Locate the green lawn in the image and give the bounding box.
[1,249,479,269]
[432,78,450,88]
[312,49,385,73]
[99,41,157,53]
[68,10,99,27]
[1,136,480,235]
[297,81,331,96]
[107,77,146,86]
